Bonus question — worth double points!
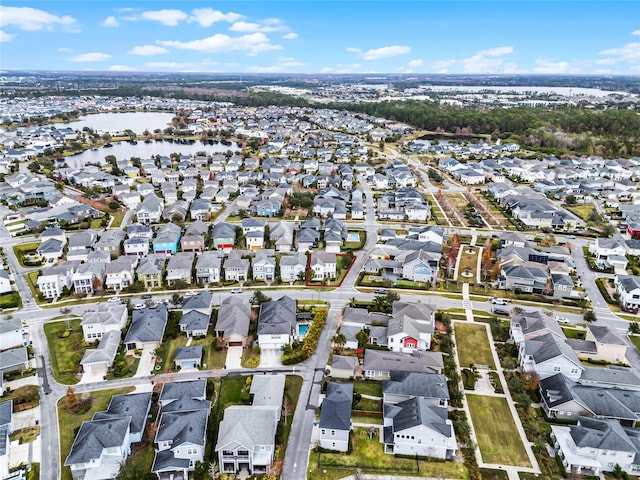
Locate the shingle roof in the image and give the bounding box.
[65,417,131,465]
[215,406,277,452]
[174,346,203,362]
[320,382,353,430]
[92,392,151,437]
[383,372,449,401]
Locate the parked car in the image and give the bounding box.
[184,291,198,297]
[230,288,242,294]
[141,294,152,300]
[492,308,510,316]
[107,296,121,303]
[491,297,508,305]
[374,288,388,295]
[133,303,146,310]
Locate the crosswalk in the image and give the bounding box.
[462,300,473,310]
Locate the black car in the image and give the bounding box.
[493,308,510,316]
[141,294,152,300]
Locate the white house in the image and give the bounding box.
[519,332,584,380]
[81,303,128,343]
[0,270,10,295]
[310,252,337,281]
[36,261,79,299]
[589,238,626,263]
[320,383,353,452]
[615,275,640,312]
[0,317,23,350]
[387,302,435,353]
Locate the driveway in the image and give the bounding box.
[225,346,243,370]
[135,348,156,377]
[78,369,105,384]
[259,346,282,368]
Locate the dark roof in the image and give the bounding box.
[124,304,168,344]
[383,372,449,401]
[174,345,203,361]
[320,383,353,430]
[257,295,297,335]
[65,417,131,465]
[216,297,250,337]
[384,397,452,437]
[159,379,207,405]
[93,392,151,436]
[178,310,210,333]
[152,449,191,472]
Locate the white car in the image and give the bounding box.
[491,297,508,305]
[133,303,146,310]
[184,291,198,297]
[107,296,121,303]
[230,288,242,294]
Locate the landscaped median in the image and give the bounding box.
[466,394,531,468]
[454,323,496,370]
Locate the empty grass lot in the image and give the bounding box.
[467,395,531,467]
[454,323,496,369]
[43,319,87,384]
[59,387,134,480]
[309,427,468,480]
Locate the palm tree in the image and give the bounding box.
[332,333,347,353]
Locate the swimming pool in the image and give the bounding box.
[347,233,360,242]
[298,324,309,336]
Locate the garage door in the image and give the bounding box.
[181,361,197,368]
[229,341,243,347]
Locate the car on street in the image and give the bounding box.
[133,303,145,310]
[567,235,576,239]
[141,294,152,300]
[373,288,388,294]
[230,288,242,294]
[184,291,198,297]
[491,297,508,305]
[492,308,510,316]
[107,296,121,303]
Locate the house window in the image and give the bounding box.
[331,430,335,436]
[570,368,579,374]
[321,429,326,435]
[553,366,561,372]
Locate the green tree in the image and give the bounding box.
[251,290,272,305]
[583,309,597,323]
[332,333,347,352]
[355,328,370,348]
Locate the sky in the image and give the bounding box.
[0,1,639,75]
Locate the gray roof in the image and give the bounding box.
[320,382,353,430]
[212,222,237,239]
[178,311,209,333]
[155,409,208,446]
[589,325,627,346]
[0,400,11,427]
[616,275,640,293]
[216,297,250,338]
[384,397,451,437]
[182,290,213,312]
[570,416,636,451]
[124,304,168,345]
[152,449,191,472]
[364,349,443,375]
[383,371,450,401]
[257,295,297,336]
[511,311,564,339]
[174,345,203,362]
[0,317,21,335]
[580,366,640,388]
[524,332,581,367]
[342,307,389,326]
[331,355,358,372]
[92,392,152,437]
[160,379,207,405]
[250,374,285,409]
[37,238,63,254]
[65,417,131,465]
[215,406,277,452]
[81,330,120,365]
[0,346,28,371]
[81,303,127,328]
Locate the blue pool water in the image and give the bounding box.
[298,324,309,335]
[347,233,360,242]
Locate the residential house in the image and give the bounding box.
[180,234,205,253]
[190,199,212,221]
[320,382,353,452]
[136,192,163,224]
[94,229,125,257]
[216,406,278,475]
[92,392,152,444]
[0,401,10,478]
[249,375,286,421]
[195,251,222,284]
[257,295,297,349]
[36,260,79,299]
[37,238,64,264]
[153,223,182,255]
[551,417,640,476]
[519,332,584,380]
[270,221,294,252]
[0,317,23,350]
[123,237,149,257]
[0,347,28,375]
[310,252,337,281]
[66,231,98,262]
[382,397,456,458]
[615,275,640,312]
[589,238,627,263]
[387,302,435,353]
[174,346,203,369]
[178,311,209,338]
[136,254,166,289]
[212,222,237,252]
[104,257,136,291]
[166,252,194,285]
[81,302,128,342]
[80,330,120,376]
[72,262,106,294]
[64,416,132,480]
[330,355,358,379]
[124,304,168,351]
[252,249,276,283]
[401,249,438,284]
[363,350,444,381]
[224,251,250,283]
[214,297,250,347]
[382,371,449,407]
[182,290,213,315]
[127,223,153,239]
[280,252,307,283]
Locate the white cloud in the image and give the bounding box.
[595,58,616,65]
[407,59,423,68]
[68,52,111,62]
[282,32,298,40]
[128,45,169,56]
[102,16,119,27]
[229,21,283,33]
[632,29,640,35]
[348,45,411,61]
[532,59,578,74]
[0,6,76,31]
[142,9,188,27]
[600,42,640,62]
[159,32,281,55]
[0,30,14,42]
[462,46,517,73]
[189,8,243,27]
[57,47,72,53]
[108,65,137,71]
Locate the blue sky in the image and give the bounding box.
[1,1,639,74]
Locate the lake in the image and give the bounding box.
[66,112,175,134]
[63,140,240,168]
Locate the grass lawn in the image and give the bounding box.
[457,247,479,281]
[105,354,140,380]
[278,375,304,460]
[353,398,381,412]
[13,242,40,267]
[191,336,226,369]
[630,334,640,352]
[43,319,87,384]
[2,385,39,409]
[309,427,468,480]
[126,442,154,475]
[467,395,531,467]
[566,203,596,221]
[351,415,384,425]
[0,291,21,309]
[58,387,134,480]
[155,335,187,373]
[241,346,261,368]
[561,327,586,340]
[454,323,496,369]
[110,210,126,228]
[10,426,40,444]
[25,271,40,300]
[353,381,382,397]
